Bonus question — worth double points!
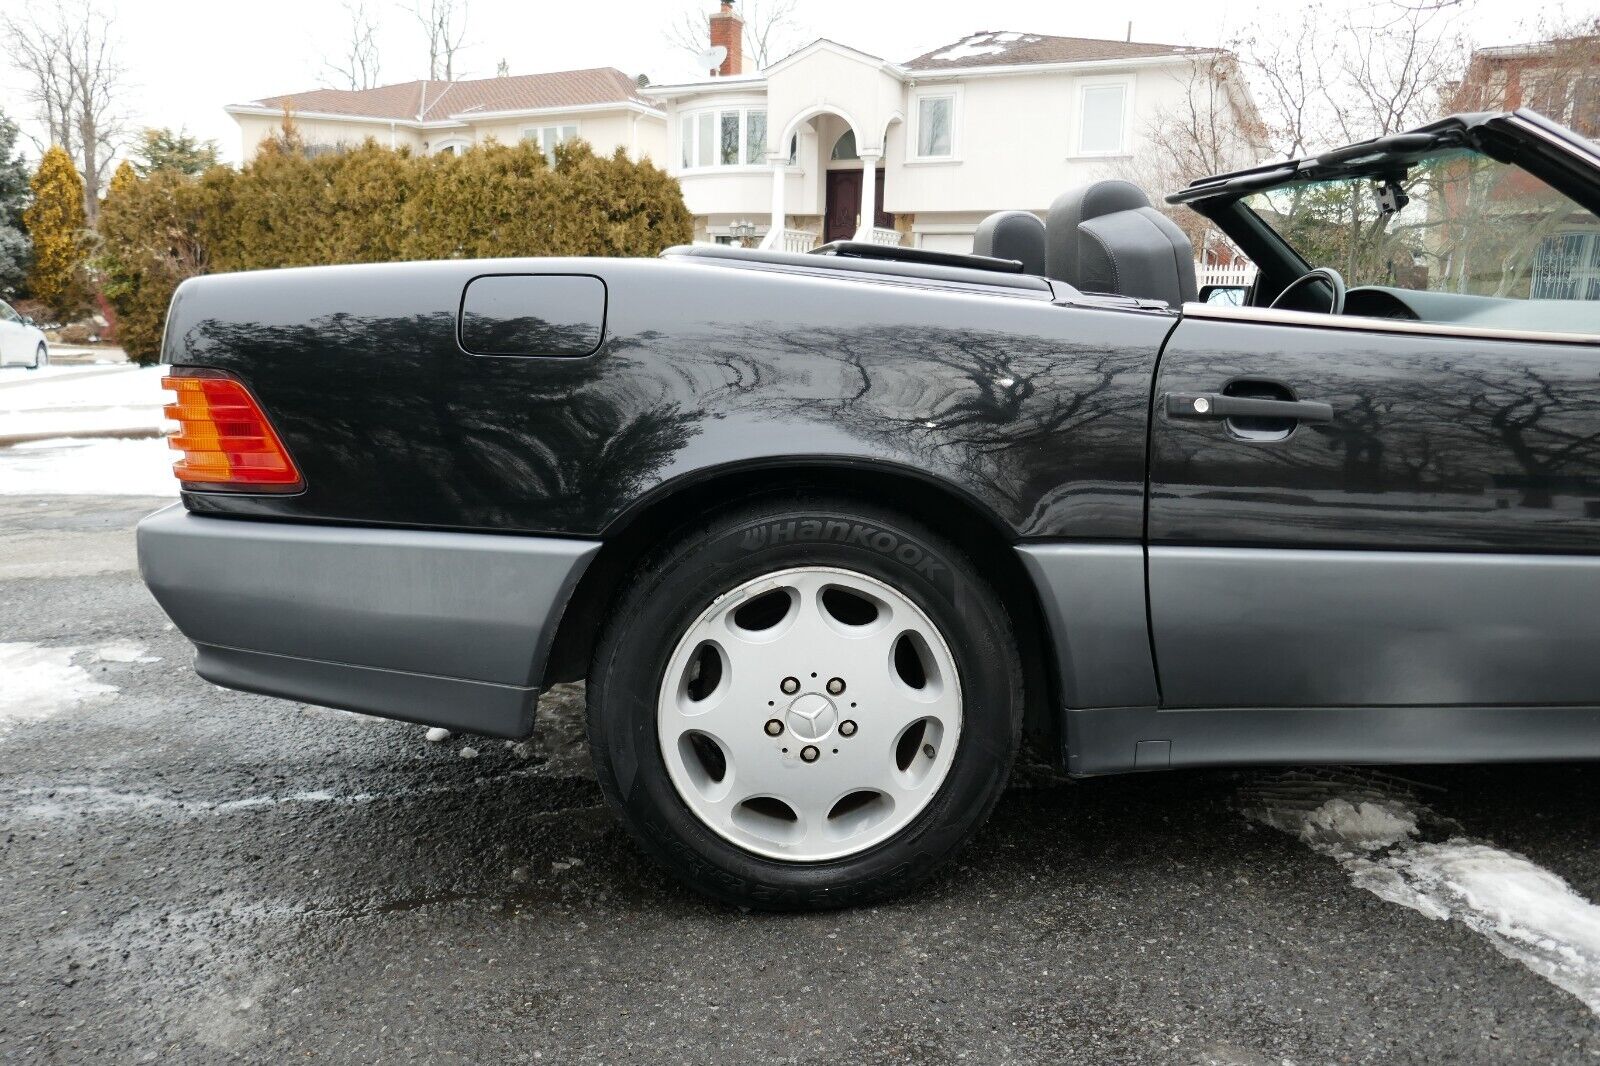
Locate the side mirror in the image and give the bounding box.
[19,315,33,326]
[1198,284,1247,307]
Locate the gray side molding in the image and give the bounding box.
[138,505,599,735]
[1150,546,1600,708]
[1015,542,1158,709]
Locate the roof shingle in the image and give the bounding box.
[903,30,1204,71]
[244,67,648,121]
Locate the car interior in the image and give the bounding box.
[673,111,1600,339]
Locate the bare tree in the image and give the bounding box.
[1242,15,1331,159]
[325,0,383,91]
[1117,49,1266,255]
[1332,0,1469,142]
[666,0,803,71]
[1242,0,1468,160]
[3,0,127,221]
[412,0,469,81]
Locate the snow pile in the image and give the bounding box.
[0,642,118,733]
[1243,773,1600,1016]
[0,436,177,496]
[96,642,160,663]
[0,364,167,438]
[930,33,1011,62]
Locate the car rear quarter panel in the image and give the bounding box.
[163,257,1171,540]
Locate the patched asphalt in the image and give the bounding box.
[4,495,1600,1063]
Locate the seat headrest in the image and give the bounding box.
[972,211,1046,275]
[1046,179,1196,307]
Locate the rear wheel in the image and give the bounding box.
[587,493,1022,910]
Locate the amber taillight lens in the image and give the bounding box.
[161,372,303,491]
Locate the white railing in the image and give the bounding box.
[1198,262,1257,289]
[856,226,902,247]
[780,228,817,253]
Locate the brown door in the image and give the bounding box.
[823,170,894,243]
[824,170,860,243]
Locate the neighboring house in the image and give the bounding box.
[225,68,668,164]
[1452,35,1600,139]
[1450,34,1600,298]
[640,4,1255,252]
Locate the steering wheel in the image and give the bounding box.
[1269,267,1346,315]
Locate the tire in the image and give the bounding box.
[30,343,47,370]
[587,491,1023,910]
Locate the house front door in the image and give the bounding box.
[824,169,891,243]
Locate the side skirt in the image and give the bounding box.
[1067,703,1600,776]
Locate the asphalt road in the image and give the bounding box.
[5,494,1600,1063]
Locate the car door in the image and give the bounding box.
[0,300,21,364]
[1147,307,1600,709]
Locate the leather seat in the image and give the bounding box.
[1045,180,1196,307]
[972,210,1046,275]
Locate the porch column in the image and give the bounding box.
[855,152,881,240]
[759,160,785,249]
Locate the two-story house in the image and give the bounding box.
[224,67,667,164]
[641,4,1253,253]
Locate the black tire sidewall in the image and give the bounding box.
[588,497,1021,909]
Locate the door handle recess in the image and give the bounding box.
[1164,392,1334,423]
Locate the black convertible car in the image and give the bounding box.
[139,109,1600,908]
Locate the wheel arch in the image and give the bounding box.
[543,458,1066,763]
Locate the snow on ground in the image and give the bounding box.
[0,436,177,496]
[0,364,167,438]
[96,642,161,664]
[1242,771,1600,1016]
[0,363,176,495]
[0,642,119,734]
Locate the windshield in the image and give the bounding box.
[1242,148,1600,300]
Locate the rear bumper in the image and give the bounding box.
[136,505,599,737]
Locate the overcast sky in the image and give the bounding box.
[0,0,1591,165]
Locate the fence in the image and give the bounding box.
[1197,262,1257,289]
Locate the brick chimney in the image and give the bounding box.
[709,0,742,76]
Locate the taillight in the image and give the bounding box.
[161,371,303,492]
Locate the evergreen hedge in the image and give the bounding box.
[98,137,693,364]
[25,146,90,314]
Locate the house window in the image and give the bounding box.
[697,111,715,167]
[678,107,772,168]
[1533,231,1600,300]
[1077,84,1128,155]
[831,130,858,161]
[523,124,578,165]
[915,94,954,158]
[746,110,767,163]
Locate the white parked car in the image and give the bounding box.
[0,299,48,369]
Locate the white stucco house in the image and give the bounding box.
[641,15,1257,253]
[224,67,668,164]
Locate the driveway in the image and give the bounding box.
[4,494,1600,1063]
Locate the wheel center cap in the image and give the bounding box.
[785,692,837,742]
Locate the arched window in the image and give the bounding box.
[830,130,859,161]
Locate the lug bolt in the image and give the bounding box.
[922,743,937,759]
[826,677,846,695]
[780,676,800,695]
[800,745,820,763]
[765,719,784,736]
[839,719,857,737]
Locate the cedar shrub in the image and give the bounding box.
[98,136,692,364]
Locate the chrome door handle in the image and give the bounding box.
[1164,392,1334,424]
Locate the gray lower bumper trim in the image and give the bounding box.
[138,505,599,735]
[195,643,537,737]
